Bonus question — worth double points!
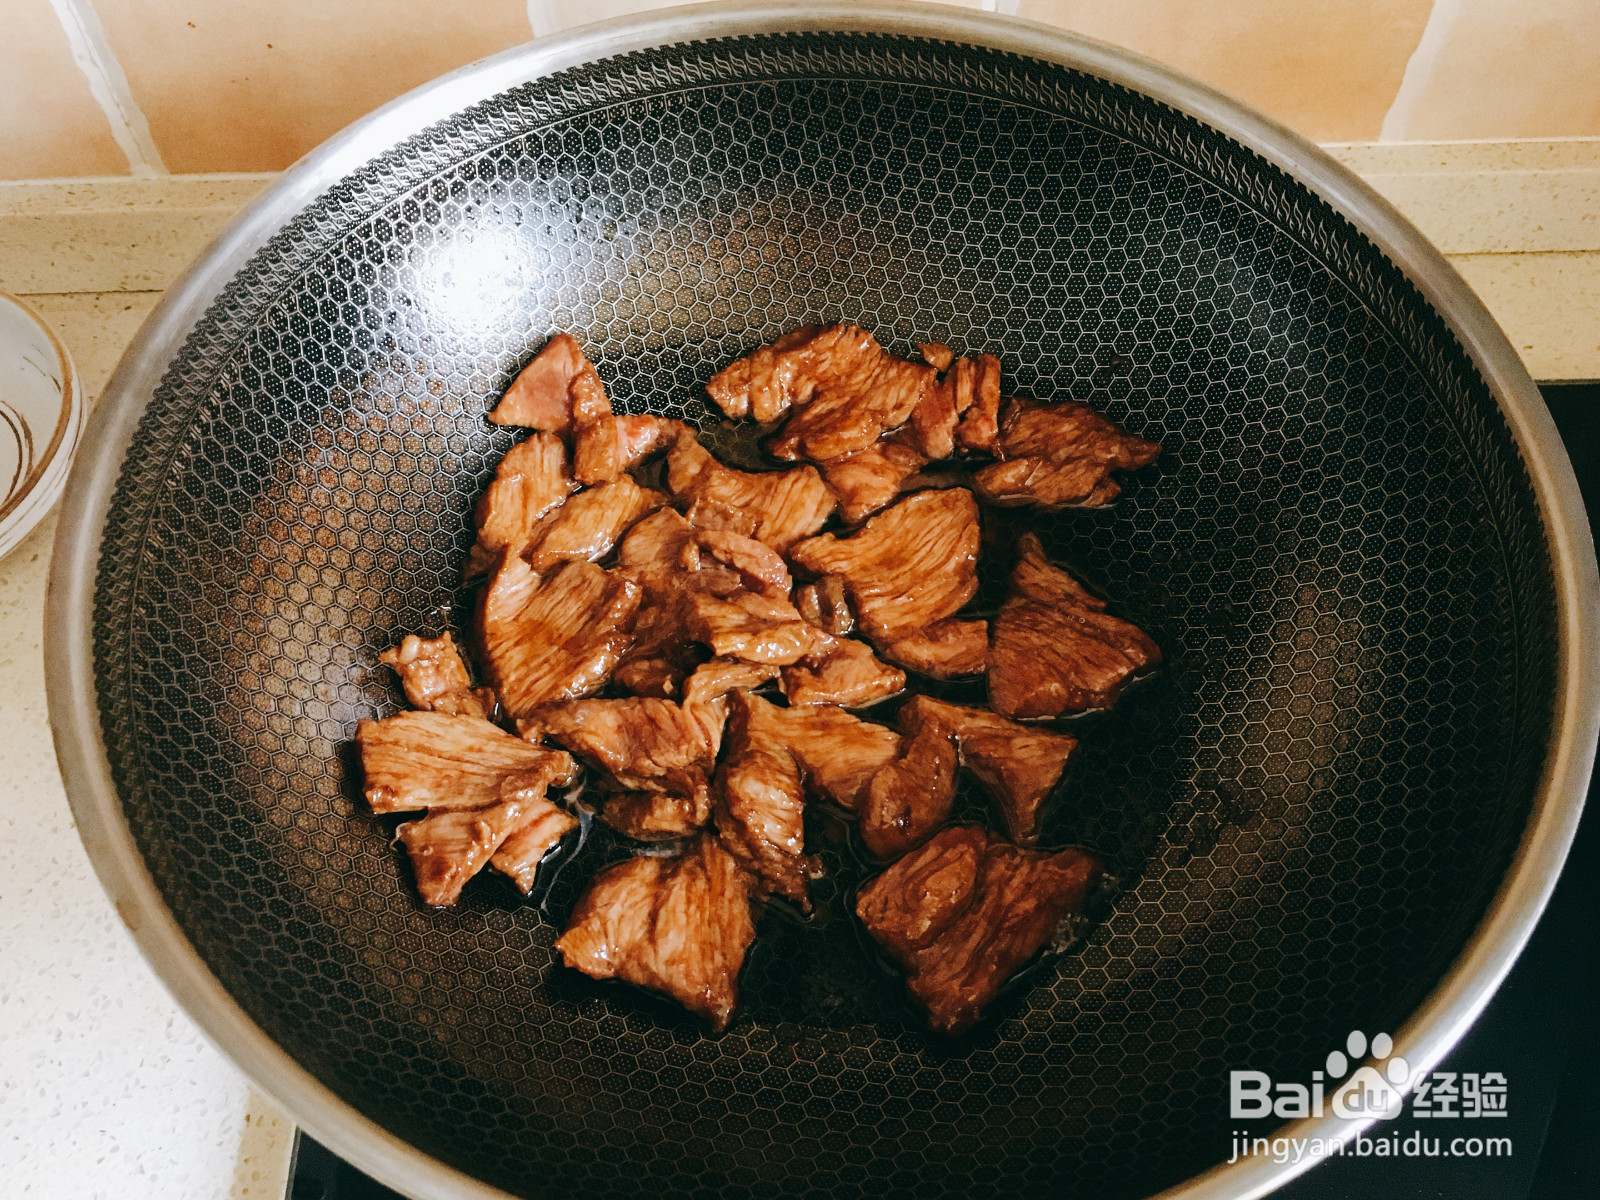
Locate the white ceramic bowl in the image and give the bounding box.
[0,293,83,560]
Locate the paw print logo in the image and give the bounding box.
[1329,1030,1410,1120]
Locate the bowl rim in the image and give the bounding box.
[0,290,78,535]
[43,4,1600,1198]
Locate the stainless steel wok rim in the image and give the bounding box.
[43,4,1599,1199]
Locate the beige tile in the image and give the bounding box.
[0,175,272,294]
[1018,0,1432,142]
[95,0,533,174]
[0,0,129,179]
[1448,250,1600,381]
[228,1090,295,1200]
[22,292,162,405]
[1383,0,1600,140]
[1325,138,1600,175]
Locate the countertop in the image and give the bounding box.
[0,142,1595,1200]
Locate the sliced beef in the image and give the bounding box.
[876,617,988,680]
[973,396,1161,509]
[790,488,980,644]
[666,430,834,553]
[488,332,611,432]
[378,632,494,719]
[479,557,642,718]
[815,438,929,523]
[794,574,854,636]
[857,828,1104,1033]
[781,637,906,708]
[555,833,757,1032]
[614,507,699,600]
[916,698,1078,845]
[988,534,1160,718]
[356,710,575,813]
[464,433,576,579]
[490,801,580,894]
[693,529,793,599]
[858,696,962,860]
[395,757,574,906]
[684,589,832,666]
[706,325,933,463]
[714,691,819,907]
[573,414,681,485]
[951,355,1003,454]
[773,703,902,813]
[522,475,664,574]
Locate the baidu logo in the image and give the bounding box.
[1231,1030,1411,1120]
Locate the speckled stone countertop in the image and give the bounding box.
[0,145,1593,1199]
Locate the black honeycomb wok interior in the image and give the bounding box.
[93,32,1557,1200]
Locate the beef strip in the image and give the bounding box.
[876,617,988,679]
[781,637,906,708]
[859,695,961,860]
[666,429,834,552]
[713,692,822,907]
[773,703,902,812]
[614,507,699,600]
[684,589,832,665]
[487,332,611,432]
[790,488,980,644]
[555,832,757,1032]
[573,414,681,485]
[490,801,579,894]
[478,556,642,718]
[706,326,933,462]
[693,529,793,599]
[988,534,1161,718]
[794,574,854,636]
[915,697,1078,844]
[951,355,1003,454]
[395,758,574,906]
[378,632,494,718]
[972,396,1161,509]
[918,342,955,371]
[356,710,575,813]
[522,659,775,840]
[857,827,1104,1033]
[522,475,665,574]
[815,438,929,523]
[464,433,577,579]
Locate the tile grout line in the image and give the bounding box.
[46,0,168,178]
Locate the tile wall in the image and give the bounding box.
[5,0,1600,179]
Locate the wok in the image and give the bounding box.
[46,4,1600,1198]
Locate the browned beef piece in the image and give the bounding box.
[918,342,955,371]
[877,617,988,680]
[488,332,611,431]
[988,534,1160,718]
[614,507,698,600]
[489,801,579,894]
[815,439,929,523]
[794,574,854,636]
[693,530,792,599]
[951,355,1003,454]
[706,326,933,460]
[612,596,708,699]
[573,414,681,485]
[479,557,642,718]
[714,691,822,907]
[685,589,832,666]
[555,833,757,1032]
[915,698,1078,845]
[464,433,576,579]
[666,430,835,553]
[781,637,906,708]
[857,827,1104,1033]
[776,703,901,812]
[682,497,758,536]
[522,476,665,574]
[859,696,961,860]
[356,710,575,813]
[973,397,1161,509]
[790,488,980,644]
[395,757,575,906]
[522,659,775,840]
[378,632,494,719]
